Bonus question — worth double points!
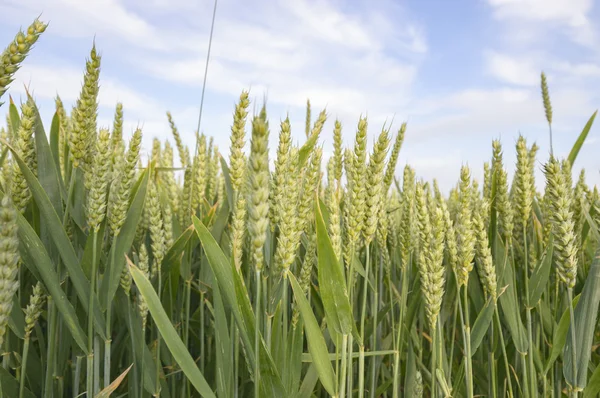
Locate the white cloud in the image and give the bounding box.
[487,0,596,46]
[131,0,424,122]
[484,51,540,86]
[0,0,176,51]
[2,0,600,193]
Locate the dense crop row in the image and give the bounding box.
[1,17,600,398]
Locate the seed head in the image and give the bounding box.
[456,165,475,286]
[24,282,45,338]
[544,157,578,288]
[231,195,247,271]
[166,111,190,169]
[247,115,270,270]
[111,102,123,150]
[364,128,391,243]
[229,91,250,193]
[492,140,514,242]
[0,195,19,347]
[541,72,553,126]
[275,148,301,272]
[383,122,406,193]
[399,165,416,268]
[346,117,368,250]
[11,98,37,213]
[298,148,322,235]
[0,18,47,100]
[191,134,208,214]
[136,245,150,330]
[271,117,292,229]
[69,44,101,176]
[473,197,497,301]
[147,179,165,276]
[513,135,534,225]
[87,128,112,232]
[333,119,343,184]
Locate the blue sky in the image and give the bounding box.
[1,0,600,192]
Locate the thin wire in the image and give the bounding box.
[186,0,218,220]
[194,0,219,156]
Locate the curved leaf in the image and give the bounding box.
[544,294,581,374]
[16,210,88,353]
[161,224,195,282]
[564,247,600,389]
[95,364,133,398]
[100,167,149,308]
[288,272,336,396]
[584,364,600,398]
[128,257,216,398]
[528,239,553,307]
[315,197,357,340]
[470,297,495,356]
[192,216,287,397]
[495,236,528,353]
[6,142,107,338]
[568,110,597,166]
[8,98,21,134]
[30,99,66,210]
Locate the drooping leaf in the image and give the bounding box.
[0,366,36,398]
[568,110,597,167]
[288,272,336,396]
[298,131,320,170]
[192,216,287,397]
[30,99,66,211]
[7,142,107,338]
[161,224,195,282]
[584,364,600,398]
[315,197,357,341]
[528,238,553,307]
[95,364,133,398]
[544,294,581,374]
[8,294,25,339]
[100,167,149,308]
[470,297,495,355]
[128,257,216,398]
[564,247,600,389]
[495,236,528,353]
[8,98,21,134]
[114,290,159,396]
[209,267,233,398]
[16,211,88,353]
[219,156,234,210]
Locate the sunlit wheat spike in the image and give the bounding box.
[247,114,270,270]
[383,122,406,193]
[364,127,391,243]
[544,156,578,288]
[541,71,554,156]
[166,111,190,169]
[0,195,19,347]
[456,165,475,287]
[0,18,47,101]
[87,128,112,232]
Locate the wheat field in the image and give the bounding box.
[1,17,600,398]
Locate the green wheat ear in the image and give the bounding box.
[0,18,47,103]
[247,114,270,270]
[0,195,19,348]
[541,71,554,154]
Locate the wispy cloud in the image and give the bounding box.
[487,0,596,46]
[1,0,599,192]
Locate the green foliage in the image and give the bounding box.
[1,19,600,398]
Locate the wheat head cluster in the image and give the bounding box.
[1,17,600,398]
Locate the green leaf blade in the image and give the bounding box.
[288,272,337,396]
[128,258,216,398]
